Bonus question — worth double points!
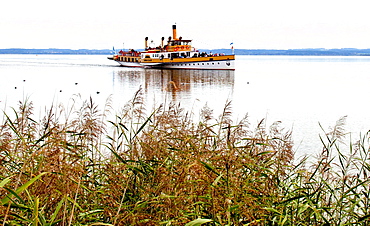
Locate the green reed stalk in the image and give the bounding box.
[2,91,370,225]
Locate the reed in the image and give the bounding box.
[266,116,370,225]
[1,90,369,225]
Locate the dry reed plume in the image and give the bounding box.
[1,89,370,225]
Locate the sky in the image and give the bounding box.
[1,0,370,50]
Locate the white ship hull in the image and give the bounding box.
[140,62,164,66]
[117,61,143,67]
[116,59,235,70]
[159,59,235,70]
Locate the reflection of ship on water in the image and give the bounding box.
[114,69,235,103]
[165,81,183,91]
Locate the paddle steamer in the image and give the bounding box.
[108,25,235,70]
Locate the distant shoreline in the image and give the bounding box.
[2,48,370,56]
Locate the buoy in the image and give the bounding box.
[96,91,100,94]
[75,83,78,85]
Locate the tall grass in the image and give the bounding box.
[1,89,370,225]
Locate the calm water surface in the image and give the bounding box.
[1,54,370,158]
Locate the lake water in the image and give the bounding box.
[1,54,370,159]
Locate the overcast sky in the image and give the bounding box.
[2,0,370,50]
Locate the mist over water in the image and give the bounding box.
[1,54,370,158]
